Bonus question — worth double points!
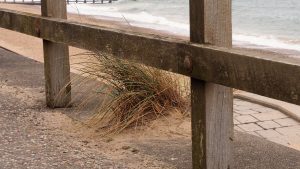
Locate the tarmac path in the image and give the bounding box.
[1,47,300,169]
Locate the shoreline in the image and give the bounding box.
[1,4,299,62]
[0,4,188,63]
[94,15,300,58]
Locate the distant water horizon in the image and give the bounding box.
[67,0,300,56]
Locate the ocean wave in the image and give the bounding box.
[67,4,300,53]
[67,4,189,34]
[233,34,300,52]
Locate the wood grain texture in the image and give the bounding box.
[41,0,67,19]
[41,0,71,108]
[1,9,300,106]
[191,79,207,168]
[190,0,233,168]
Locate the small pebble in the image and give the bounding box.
[121,145,131,150]
[131,148,139,154]
[81,140,89,145]
[104,138,113,143]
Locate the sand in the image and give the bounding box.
[0,45,191,168]
[0,3,298,135]
[1,47,300,169]
[0,3,192,137]
[2,4,300,168]
[0,4,187,62]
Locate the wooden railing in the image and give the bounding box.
[1,0,300,168]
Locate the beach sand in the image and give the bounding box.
[0,4,188,62]
[0,3,298,128]
[0,2,192,142]
[1,38,300,169]
[1,4,300,168]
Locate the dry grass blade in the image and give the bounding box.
[71,51,188,136]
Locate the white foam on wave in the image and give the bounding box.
[67,4,300,53]
[68,4,119,17]
[67,4,189,35]
[233,34,300,52]
[122,12,189,35]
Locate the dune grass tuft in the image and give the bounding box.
[72,51,187,135]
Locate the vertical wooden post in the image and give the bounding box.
[41,0,71,108]
[190,0,233,169]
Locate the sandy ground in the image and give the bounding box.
[1,4,300,168]
[1,47,300,169]
[0,47,191,168]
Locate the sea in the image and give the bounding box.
[67,0,300,55]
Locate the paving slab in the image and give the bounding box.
[235,92,300,121]
[252,111,287,121]
[274,118,299,127]
[235,115,259,123]
[257,120,281,129]
[276,125,300,137]
[234,126,244,132]
[235,109,260,115]
[256,129,284,139]
[238,123,263,132]
[233,119,240,125]
[233,97,300,150]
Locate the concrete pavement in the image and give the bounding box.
[234,98,300,150]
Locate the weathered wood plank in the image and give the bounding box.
[190,0,233,168]
[191,79,207,168]
[41,1,71,108]
[0,9,300,106]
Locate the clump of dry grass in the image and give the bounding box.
[72,51,187,135]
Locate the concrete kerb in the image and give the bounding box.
[234,92,300,122]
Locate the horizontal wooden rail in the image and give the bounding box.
[1,8,300,106]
